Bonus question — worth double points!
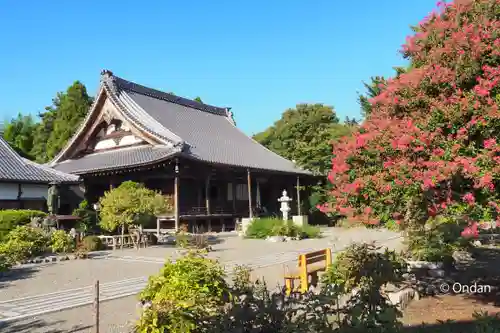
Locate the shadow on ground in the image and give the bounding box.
[0,266,38,289]
[0,319,91,333]
[402,318,500,333]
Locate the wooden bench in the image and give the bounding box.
[284,248,332,295]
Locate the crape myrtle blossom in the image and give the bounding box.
[321,0,500,235]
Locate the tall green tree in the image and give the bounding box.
[31,108,57,163]
[2,113,37,159]
[194,96,203,103]
[357,76,386,118]
[32,81,93,162]
[253,103,351,176]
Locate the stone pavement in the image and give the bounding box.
[0,233,402,323]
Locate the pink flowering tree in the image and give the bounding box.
[322,0,500,242]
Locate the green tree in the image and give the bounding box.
[254,103,351,176]
[43,82,93,161]
[358,76,386,118]
[31,108,57,163]
[2,113,37,159]
[194,96,203,103]
[98,181,172,236]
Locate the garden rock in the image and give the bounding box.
[267,236,285,242]
[428,269,445,278]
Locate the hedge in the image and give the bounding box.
[0,209,47,240]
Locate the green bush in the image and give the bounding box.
[0,210,46,240]
[80,235,103,251]
[322,243,405,331]
[0,226,49,264]
[50,230,75,253]
[245,218,321,239]
[72,200,98,233]
[137,251,228,332]
[405,216,466,262]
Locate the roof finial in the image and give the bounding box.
[100,69,113,78]
[226,107,236,126]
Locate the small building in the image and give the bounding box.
[50,70,314,231]
[0,136,80,211]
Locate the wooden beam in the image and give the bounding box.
[297,176,301,216]
[247,169,253,219]
[205,176,211,215]
[174,159,180,231]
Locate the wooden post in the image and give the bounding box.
[296,176,301,216]
[205,176,211,215]
[232,181,236,213]
[94,280,100,333]
[174,159,180,232]
[247,169,253,219]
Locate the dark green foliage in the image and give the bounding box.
[0,226,49,264]
[137,245,407,333]
[137,251,228,332]
[3,81,93,163]
[72,200,98,233]
[2,113,37,159]
[40,81,93,162]
[253,103,351,176]
[358,76,386,118]
[0,209,47,241]
[244,218,321,239]
[80,235,103,252]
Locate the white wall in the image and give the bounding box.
[21,184,48,199]
[0,183,48,200]
[0,183,19,200]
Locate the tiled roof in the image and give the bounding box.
[109,74,311,175]
[0,137,80,183]
[52,145,178,175]
[51,71,312,175]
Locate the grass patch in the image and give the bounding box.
[245,218,321,239]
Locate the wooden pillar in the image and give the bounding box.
[247,169,253,219]
[296,176,301,216]
[174,159,180,231]
[232,181,236,213]
[205,176,211,215]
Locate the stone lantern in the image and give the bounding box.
[278,190,292,221]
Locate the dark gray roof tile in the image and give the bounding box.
[113,76,311,175]
[52,145,177,175]
[0,137,80,183]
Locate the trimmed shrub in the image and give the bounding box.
[137,251,228,332]
[50,230,75,253]
[245,218,321,239]
[0,210,47,240]
[80,235,103,252]
[0,226,49,264]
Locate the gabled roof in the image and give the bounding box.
[0,137,80,183]
[51,70,312,175]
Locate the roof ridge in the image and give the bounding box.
[55,144,174,163]
[107,73,229,116]
[24,158,80,181]
[0,137,27,163]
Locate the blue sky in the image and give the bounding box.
[0,0,438,136]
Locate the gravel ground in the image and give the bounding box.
[0,227,403,332]
[0,260,164,301]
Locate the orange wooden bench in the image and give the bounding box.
[284,248,332,295]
